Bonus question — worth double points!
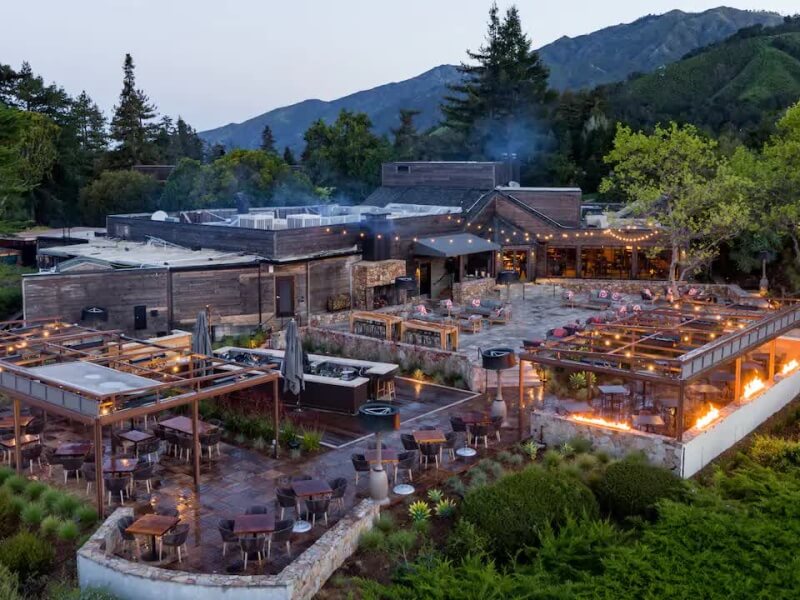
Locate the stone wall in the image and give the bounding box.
[303,326,476,390]
[536,279,746,303]
[529,410,684,474]
[452,277,499,305]
[352,259,407,310]
[78,500,380,600]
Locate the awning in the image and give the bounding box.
[414,233,500,258]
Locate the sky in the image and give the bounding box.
[1,1,796,131]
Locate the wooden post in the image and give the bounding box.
[518,358,525,441]
[12,397,21,475]
[94,421,105,518]
[676,382,685,442]
[734,357,742,402]
[272,379,280,459]
[769,340,777,381]
[192,398,201,487]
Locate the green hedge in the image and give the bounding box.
[460,466,598,558]
[0,530,54,581]
[595,460,683,520]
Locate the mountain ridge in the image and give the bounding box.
[200,7,782,151]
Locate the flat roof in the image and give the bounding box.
[26,362,158,396]
[37,238,263,269]
[2,227,105,242]
[414,233,500,257]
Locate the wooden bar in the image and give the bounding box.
[349,311,402,340]
[401,319,459,351]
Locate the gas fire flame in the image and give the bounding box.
[694,404,720,430]
[571,415,631,431]
[781,359,799,376]
[743,377,765,400]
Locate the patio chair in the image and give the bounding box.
[177,436,194,462]
[21,444,43,474]
[267,519,294,559]
[200,429,222,459]
[443,432,459,461]
[420,443,441,470]
[328,477,347,511]
[305,497,331,527]
[276,488,297,520]
[400,434,418,452]
[489,416,503,443]
[159,523,190,563]
[81,462,97,495]
[42,446,60,478]
[449,416,469,445]
[207,418,224,429]
[245,504,269,515]
[395,450,416,483]
[156,506,179,517]
[165,432,181,457]
[116,516,139,559]
[470,423,489,449]
[132,462,155,494]
[351,454,370,485]
[136,439,160,463]
[104,476,128,506]
[217,519,239,557]
[239,535,267,569]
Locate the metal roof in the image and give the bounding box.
[414,233,500,258]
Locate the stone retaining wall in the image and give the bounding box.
[529,410,684,474]
[302,326,476,390]
[452,277,499,305]
[535,279,756,304]
[78,500,380,600]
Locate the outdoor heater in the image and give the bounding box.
[481,347,516,425]
[497,269,519,301]
[358,402,400,503]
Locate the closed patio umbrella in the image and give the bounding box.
[192,311,212,377]
[280,319,305,397]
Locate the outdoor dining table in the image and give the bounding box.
[103,457,138,474]
[118,429,155,455]
[632,413,665,433]
[125,513,180,561]
[412,430,446,445]
[597,385,629,420]
[460,411,492,425]
[364,449,399,465]
[233,513,275,536]
[159,415,215,435]
[54,442,92,457]
[0,434,40,449]
[291,479,332,533]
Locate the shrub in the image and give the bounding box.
[559,442,575,457]
[359,529,386,552]
[300,428,323,453]
[374,513,395,534]
[542,449,563,469]
[279,421,299,447]
[20,503,44,528]
[386,529,417,563]
[520,440,540,461]
[40,489,64,512]
[445,518,488,559]
[0,530,54,580]
[496,451,514,464]
[3,475,26,495]
[461,466,599,558]
[24,481,47,502]
[0,467,13,486]
[576,453,599,473]
[596,461,684,520]
[594,450,611,464]
[569,436,594,454]
[467,469,489,491]
[435,498,457,518]
[748,434,800,470]
[74,505,99,528]
[40,516,60,538]
[427,488,444,503]
[507,453,524,467]
[57,520,80,542]
[476,458,504,480]
[445,476,466,498]
[0,489,20,538]
[46,585,118,600]
[0,563,20,600]
[55,495,80,519]
[408,501,431,523]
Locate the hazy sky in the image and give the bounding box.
[1,1,795,130]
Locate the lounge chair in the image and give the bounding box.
[464,299,511,324]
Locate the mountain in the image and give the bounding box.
[200,7,782,151]
[605,21,800,138]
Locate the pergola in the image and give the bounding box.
[0,317,279,516]
[517,302,800,440]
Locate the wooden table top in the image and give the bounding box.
[119,430,155,443]
[126,514,179,537]
[689,383,721,394]
[0,416,34,429]
[0,434,39,448]
[460,411,492,425]
[633,414,666,427]
[159,415,214,435]
[234,513,275,535]
[103,457,138,473]
[364,449,399,464]
[413,430,446,444]
[292,479,332,498]
[598,385,630,396]
[54,442,92,456]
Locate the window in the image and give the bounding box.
[133,305,147,330]
[396,165,411,173]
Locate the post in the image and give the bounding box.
[518,358,525,441]
[676,382,685,442]
[734,357,742,402]
[192,398,200,487]
[769,340,776,381]
[272,378,280,459]
[94,421,105,517]
[12,397,21,475]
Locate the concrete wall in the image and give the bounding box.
[680,370,800,477]
[79,500,380,600]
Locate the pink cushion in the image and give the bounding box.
[599,290,608,298]
[553,327,567,338]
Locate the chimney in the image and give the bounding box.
[235,192,250,214]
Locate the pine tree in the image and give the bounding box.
[209,143,226,161]
[260,124,276,153]
[283,146,296,165]
[391,109,421,160]
[110,53,158,167]
[441,3,552,159]
[71,91,108,157]
[176,117,204,161]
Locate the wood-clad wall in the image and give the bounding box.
[502,190,582,227]
[381,162,508,189]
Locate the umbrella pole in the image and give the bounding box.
[272,379,280,459]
